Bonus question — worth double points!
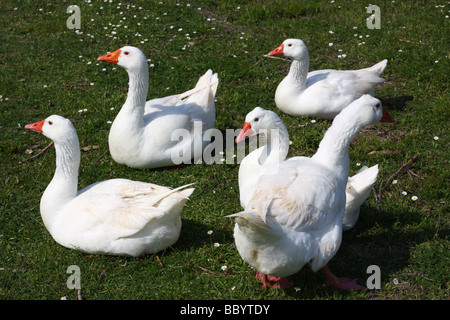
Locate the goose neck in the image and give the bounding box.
[124,66,149,110]
[312,120,362,179]
[286,57,309,91]
[40,138,80,232]
[53,142,80,183]
[258,122,290,166]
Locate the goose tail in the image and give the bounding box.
[179,69,219,110]
[226,210,277,240]
[364,59,388,76]
[343,165,379,230]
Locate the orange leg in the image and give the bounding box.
[255,272,291,289]
[320,265,365,291]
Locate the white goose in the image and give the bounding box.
[235,107,379,231]
[228,95,392,290]
[267,39,394,120]
[98,46,219,169]
[25,115,194,256]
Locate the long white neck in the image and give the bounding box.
[284,55,309,92]
[108,62,149,164]
[116,64,149,125]
[125,66,149,108]
[40,137,80,234]
[258,121,290,167]
[312,118,363,183]
[239,119,290,208]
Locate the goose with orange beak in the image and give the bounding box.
[229,95,390,290]
[97,46,219,169]
[267,38,395,122]
[24,114,195,257]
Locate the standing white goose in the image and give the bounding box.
[98,46,219,169]
[267,39,394,120]
[25,115,194,256]
[235,107,379,231]
[228,95,392,290]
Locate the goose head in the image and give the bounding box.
[339,94,392,127]
[268,39,309,60]
[25,115,77,145]
[235,107,285,143]
[98,46,148,73]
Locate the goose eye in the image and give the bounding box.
[124,51,130,55]
[48,121,53,125]
[287,43,292,47]
[376,103,381,109]
[254,118,259,122]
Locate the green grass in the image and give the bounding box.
[0,0,448,301]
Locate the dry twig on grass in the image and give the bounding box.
[375,152,420,210]
[18,142,54,165]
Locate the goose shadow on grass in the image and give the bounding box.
[380,95,414,112]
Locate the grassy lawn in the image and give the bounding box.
[0,0,448,301]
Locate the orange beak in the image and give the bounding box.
[268,43,284,57]
[235,122,254,143]
[381,107,395,122]
[97,49,121,64]
[25,119,45,133]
